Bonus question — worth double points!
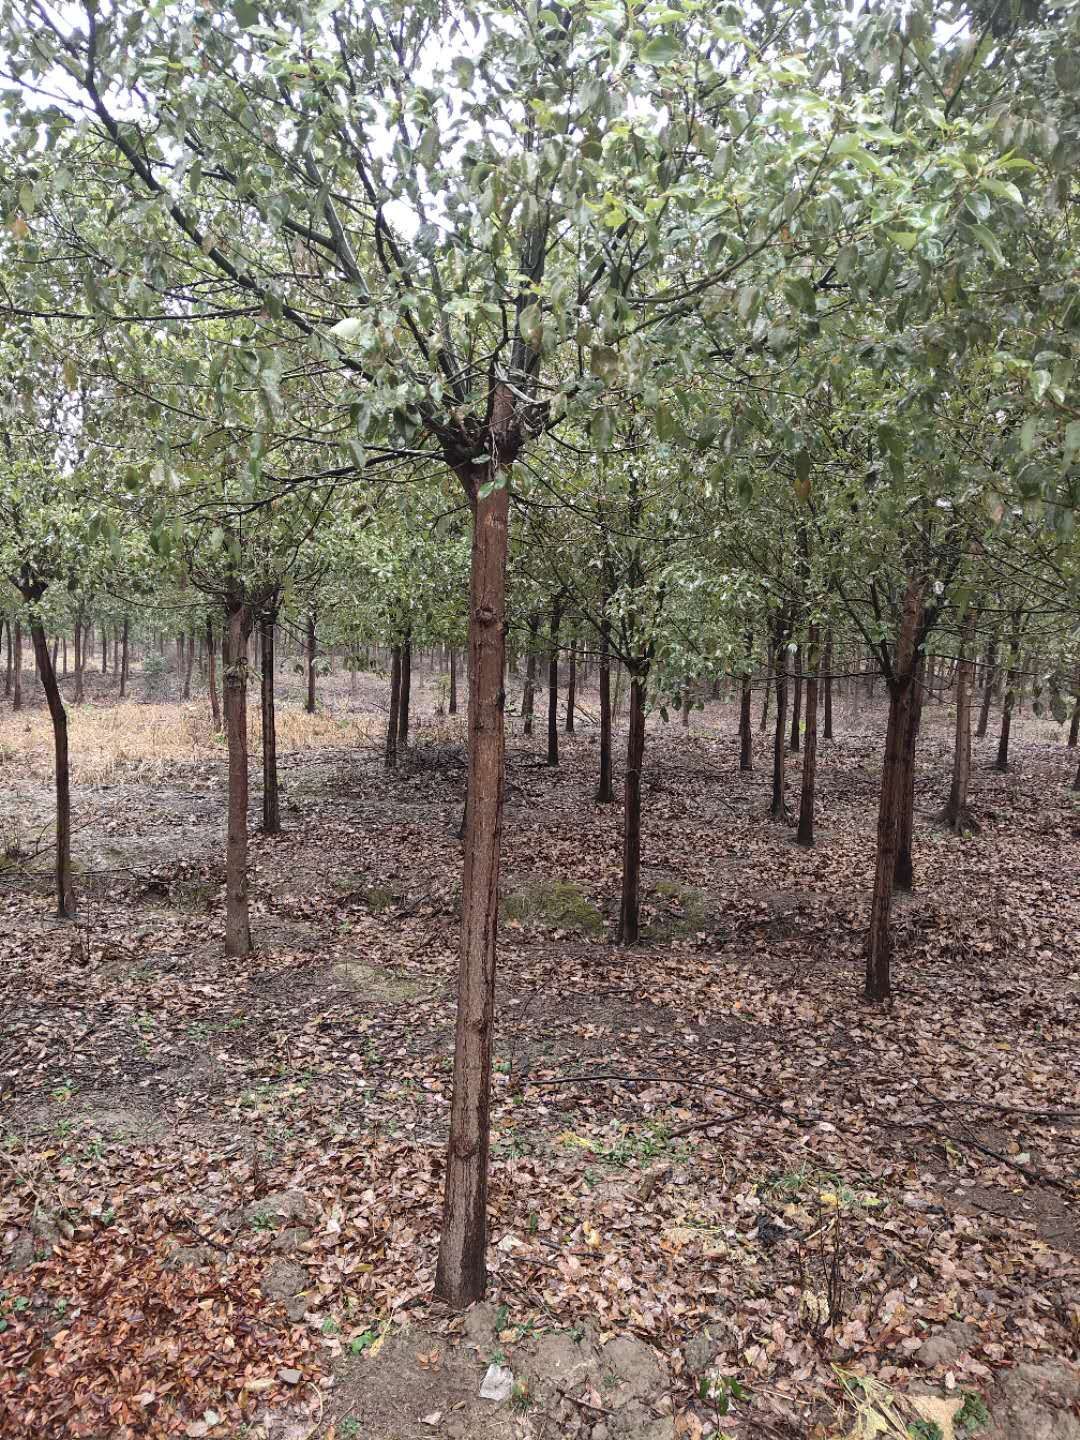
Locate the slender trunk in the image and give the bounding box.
[3,618,10,697]
[618,674,647,945]
[944,615,974,831]
[681,678,691,729]
[770,631,789,818]
[260,613,280,836]
[865,580,922,1001]
[976,633,997,739]
[305,613,317,714]
[12,620,22,712]
[73,617,85,704]
[797,626,819,847]
[1069,669,1079,748]
[223,607,253,957]
[113,626,120,675]
[789,645,803,752]
[207,618,222,731]
[521,616,538,736]
[1074,754,1080,792]
[739,633,753,772]
[597,610,614,803]
[100,624,107,674]
[120,617,129,699]
[547,599,561,766]
[823,627,834,741]
[28,622,76,917]
[435,465,509,1310]
[182,632,195,701]
[759,639,774,733]
[386,644,402,770]
[51,636,58,671]
[565,641,576,734]
[995,616,1021,772]
[449,647,458,716]
[398,633,412,752]
[894,656,925,892]
[62,633,67,677]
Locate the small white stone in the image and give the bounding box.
[479,1363,514,1403]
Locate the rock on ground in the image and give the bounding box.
[985,1360,1080,1440]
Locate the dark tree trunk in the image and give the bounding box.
[435,458,510,1310]
[113,625,120,674]
[770,628,789,819]
[62,633,67,677]
[260,613,280,836]
[120,617,129,699]
[681,679,691,729]
[789,645,803,752]
[30,622,76,919]
[893,656,925,892]
[223,606,254,958]
[101,624,108,674]
[73,617,85,704]
[797,626,819,847]
[305,612,317,714]
[739,633,753,772]
[547,599,561,766]
[449,647,458,716]
[207,617,221,730]
[865,580,922,1001]
[943,614,974,832]
[1069,675,1079,749]
[618,674,647,946]
[386,644,402,770]
[12,620,22,712]
[521,616,538,736]
[565,641,576,734]
[3,618,10,697]
[398,633,412,752]
[976,633,997,739]
[759,638,774,732]
[597,603,614,803]
[995,616,1021,772]
[823,627,834,741]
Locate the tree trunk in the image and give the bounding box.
[789,645,803,752]
[823,627,834,741]
[449,647,458,716]
[796,625,819,847]
[521,616,538,736]
[113,625,120,675]
[944,616,974,832]
[12,620,22,712]
[770,629,788,819]
[1068,675,1079,748]
[618,674,647,945]
[398,633,412,753]
[120,617,129,699]
[386,644,402,770]
[976,633,997,738]
[547,599,561,766]
[597,611,614,803]
[893,655,925,892]
[260,613,280,836]
[865,580,922,1001]
[681,679,691,729]
[207,617,221,731]
[182,632,195,701]
[435,467,510,1310]
[739,634,753,772]
[565,641,576,734]
[759,639,773,733]
[101,623,108,674]
[995,616,1021,772]
[73,617,85,704]
[3,618,10,697]
[62,633,67,677]
[305,612,317,714]
[224,606,254,958]
[30,622,76,919]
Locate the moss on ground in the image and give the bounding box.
[502,879,605,936]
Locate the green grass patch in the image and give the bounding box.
[502,879,604,935]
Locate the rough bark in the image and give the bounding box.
[759,639,774,733]
[31,621,76,919]
[597,604,614,802]
[893,654,925,893]
[398,633,412,753]
[305,612,317,714]
[386,644,402,770]
[120,617,129,699]
[102,624,108,674]
[681,679,691,729]
[521,616,538,736]
[260,613,280,836]
[739,633,753,773]
[789,645,803,752]
[547,599,561,766]
[995,616,1021,773]
[73,617,85,704]
[976,632,997,738]
[823,627,834,741]
[12,620,22,711]
[449,647,458,716]
[796,625,819,847]
[207,617,222,731]
[770,628,789,819]
[223,606,254,958]
[3,618,10,697]
[565,640,576,734]
[943,615,975,832]
[435,458,510,1310]
[865,580,922,1001]
[182,632,195,701]
[618,674,647,946]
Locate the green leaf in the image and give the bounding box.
[640,35,681,64]
[888,230,918,251]
[591,408,615,450]
[969,224,1005,267]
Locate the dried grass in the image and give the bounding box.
[0,701,378,786]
